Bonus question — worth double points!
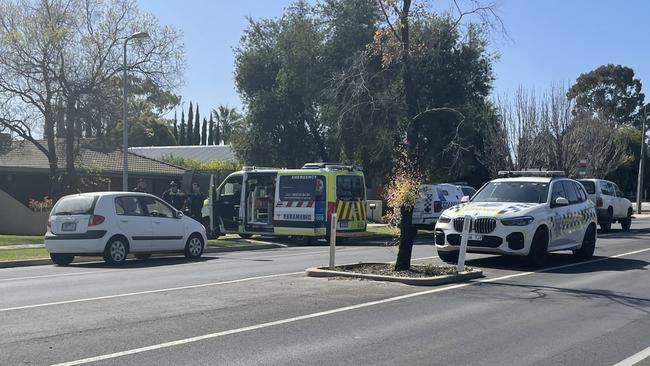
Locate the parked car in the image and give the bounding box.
[577,179,632,232]
[412,184,464,230]
[45,192,207,265]
[448,182,478,198]
[435,171,597,267]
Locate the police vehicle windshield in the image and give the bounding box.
[472,181,549,204]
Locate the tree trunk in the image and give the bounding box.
[44,113,60,198]
[395,0,419,271]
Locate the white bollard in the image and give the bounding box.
[457,214,472,272]
[329,214,337,270]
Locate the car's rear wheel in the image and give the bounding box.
[104,237,129,265]
[135,253,152,260]
[573,224,596,259]
[438,250,459,264]
[50,253,74,266]
[621,209,632,231]
[184,234,204,259]
[527,227,549,267]
[600,208,613,232]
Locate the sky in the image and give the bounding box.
[137,0,650,116]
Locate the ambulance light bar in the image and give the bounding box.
[301,163,363,171]
[498,170,566,178]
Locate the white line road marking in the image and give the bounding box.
[0,270,117,283]
[0,272,302,313]
[50,247,650,366]
[0,255,436,312]
[613,345,650,366]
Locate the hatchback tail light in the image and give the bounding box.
[596,197,603,208]
[88,215,105,227]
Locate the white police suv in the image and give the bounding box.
[434,171,597,267]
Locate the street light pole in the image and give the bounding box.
[122,31,149,191]
[637,104,648,214]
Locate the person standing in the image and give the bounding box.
[161,181,186,211]
[187,182,205,221]
[132,178,148,193]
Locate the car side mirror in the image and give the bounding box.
[460,195,470,203]
[554,197,569,207]
[175,210,184,219]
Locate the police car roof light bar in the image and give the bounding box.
[497,170,566,178]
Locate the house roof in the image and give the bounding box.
[129,145,236,163]
[0,139,186,176]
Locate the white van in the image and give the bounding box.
[412,184,464,230]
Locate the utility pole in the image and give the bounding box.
[637,105,648,214]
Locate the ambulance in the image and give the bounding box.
[202,163,367,241]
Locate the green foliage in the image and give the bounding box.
[201,118,208,145]
[567,64,645,126]
[194,104,201,145]
[187,102,194,145]
[161,155,241,172]
[179,110,186,145]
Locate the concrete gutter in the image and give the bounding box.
[306,262,483,286]
[0,243,287,269]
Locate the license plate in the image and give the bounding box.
[339,221,349,228]
[468,234,483,241]
[62,222,77,232]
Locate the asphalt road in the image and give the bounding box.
[2,221,650,366]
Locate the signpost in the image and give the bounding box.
[457,215,471,272]
[329,214,337,269]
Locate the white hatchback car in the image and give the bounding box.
[435,172,597,267]
[45,192,207,265]
[577,179,632,232]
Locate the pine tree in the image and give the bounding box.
[201,117,207,145]
[187,102,194,145]
[179,110,186,145]
[173,111,178,142]
[208,114,215,145]
[215,119,221,145]
[194,104,201,145]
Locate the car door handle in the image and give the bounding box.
[154,221,161,224]
[120,219,129,223]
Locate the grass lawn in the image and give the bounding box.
[0,235,44,246]
[0,248,49,261]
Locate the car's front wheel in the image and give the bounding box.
[573,224,596,259]
[104,236,129,265]
[50,253,74,266]
[184,234,204,259]
[438,250,459,264]
[527,227,549,267]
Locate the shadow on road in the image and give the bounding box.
[464,253,649,274]
[69,256,218,269]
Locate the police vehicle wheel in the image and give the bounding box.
[437,250,459,264]
[573,224,596,259]
[600,208,613,232]
[50,253,74,266]
[527,227,548,267]
[621,209,632,231]
[238,234,253,239]
[135,253,152,260]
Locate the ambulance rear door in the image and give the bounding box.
[273,174,327,236]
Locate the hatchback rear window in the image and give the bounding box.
[578,180,595,194]
[52,195,97,215]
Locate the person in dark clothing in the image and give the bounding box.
[161,181,186,211]
[187,182,205,221]
[133,179,148,193]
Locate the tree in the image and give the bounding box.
[173,111,178,140]
[567,64,645,127]
[0,0,184,194]
[194,104,201,145]
[187,102,194,145]
[214,105,242,145]
[179,110,186,145]
[201,117,208,145]
[215,116,221,145]
[208,114,215,145]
